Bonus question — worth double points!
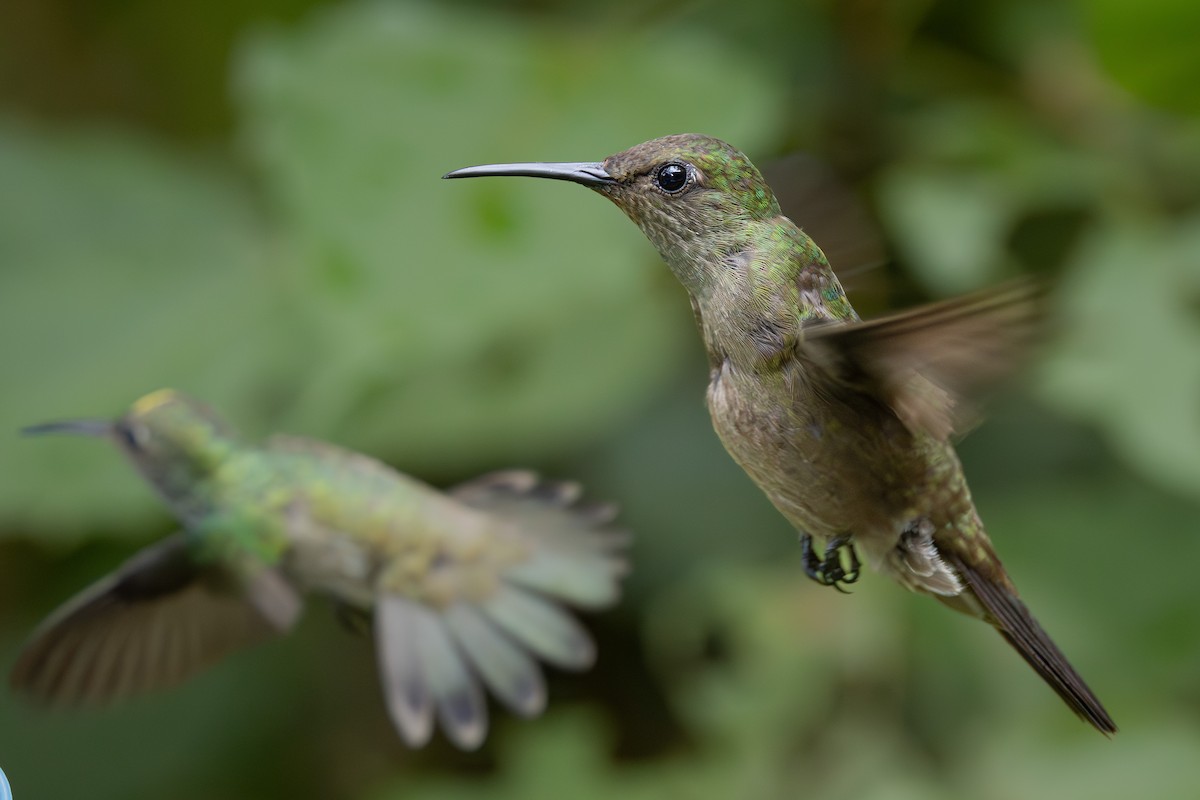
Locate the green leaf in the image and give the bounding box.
[1038,217,1200,499]
[876,166,1015,293]
[1084,0,1200,116]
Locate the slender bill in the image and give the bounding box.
[443,162,615,187]
[21,419,113,437]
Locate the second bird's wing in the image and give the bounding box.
[11,534,301,705]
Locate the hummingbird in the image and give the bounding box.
[13,389,627,750]
[445,134,1116,733]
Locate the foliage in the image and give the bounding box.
[1,0,1198,798]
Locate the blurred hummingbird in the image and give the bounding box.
[445,134,1115,733]
[13,389,627,750]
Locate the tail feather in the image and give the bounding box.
[482,585,596,670]
[946,553,1116,734]
[375,597,434,747]
[504,551,619,608]
[443,604,546,717]
[374,471,627,750]
[452,470,629,608]
[411,601,488,750]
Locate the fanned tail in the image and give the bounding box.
[452,470,628,608]
[375,471,628,751]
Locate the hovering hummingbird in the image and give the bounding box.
[13,389,627,750]
[445,134,1115,733]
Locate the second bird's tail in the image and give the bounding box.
[374,471,628,750]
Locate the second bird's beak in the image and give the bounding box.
[443,161,615,187]
[21,419,114,438]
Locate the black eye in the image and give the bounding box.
[654,162,689,194]
[117,422,142,451]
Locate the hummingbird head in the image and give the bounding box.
[23,389,236,512]
[445,134,782,293]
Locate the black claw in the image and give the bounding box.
[801,533,825,585]
[800,533,861,592]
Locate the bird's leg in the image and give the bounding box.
[815,534,860,593]
[800,533,861,592]
[801,533,826,585]
[823,534,861,586]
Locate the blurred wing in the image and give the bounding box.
[373,470,628,751]
[764,152,888,305]
[11,534,302,706]
[801,279,1042,439]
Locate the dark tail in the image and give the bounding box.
[945,553,1117,734]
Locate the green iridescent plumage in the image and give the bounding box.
[13,390,627,750]
[446,133,1115,734]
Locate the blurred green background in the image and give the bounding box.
[2,0,1200,797]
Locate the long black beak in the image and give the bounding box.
[443,161,615,187]
[21,419,114,438]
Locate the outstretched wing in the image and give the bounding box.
[802,280,1042,439]
[11,534,301,705]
